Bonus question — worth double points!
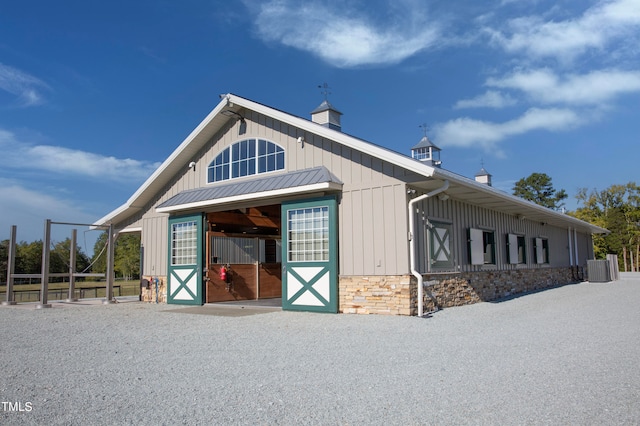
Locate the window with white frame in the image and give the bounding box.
[171,221,198,265]
[507,233,527,264]
[207,139,284,183]
[287,207,329,262]
[413,147,430,160]
[469,228,496,265]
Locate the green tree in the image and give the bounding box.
[92,232,140,279]
[92,232,108,274]
[7,239,92,283]
[16,240,43,276]
[115,234,141,280]
[0,239,8,284]
[49,238,92,280]
[570,182,640,270]
[513,172,568,210]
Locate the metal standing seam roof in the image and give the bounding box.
[411,135,440,151]
[157,166,342,210]
[311,99,342,115]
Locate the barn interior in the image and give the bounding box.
[205,204,282,303]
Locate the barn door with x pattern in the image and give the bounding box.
[167,213,204,305]
[430,221,454,269]
[282,196,338,313]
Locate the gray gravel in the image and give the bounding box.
[1,276,639,425]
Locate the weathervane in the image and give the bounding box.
[419,123,429,137]
[318,82,332,101]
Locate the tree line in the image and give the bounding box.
[0,233,140,284]
[513,173,639,272]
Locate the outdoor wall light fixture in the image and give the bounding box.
[438,193,450,201]
[221,110,246,135]
[221,109,246,124]
[297,136,305,147]
[188,161,196,172]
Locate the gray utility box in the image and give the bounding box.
[588,260,610,282]
[587,256,620,282]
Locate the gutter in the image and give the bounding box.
[408,180,450,317]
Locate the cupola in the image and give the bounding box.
[411,134,442,167]
[475,165,492,186]
[311,99,342,131]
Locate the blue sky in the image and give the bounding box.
[1,0,639,253]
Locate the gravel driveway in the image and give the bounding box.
[1,276,639,425]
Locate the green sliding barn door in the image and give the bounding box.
[282,196,338,313]
[167,213,204,305]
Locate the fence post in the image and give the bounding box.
[103,224,116,304]
[36,219,52,309]
[66,229,78,302]
[2,225,17,306]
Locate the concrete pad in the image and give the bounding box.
[164,303,281,317]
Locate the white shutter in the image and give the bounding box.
[469,228,485,265]
[535,238,544,264]
[508,233,519,264]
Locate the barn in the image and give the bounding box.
[95,93,607,316]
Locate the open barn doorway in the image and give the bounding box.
[205,204,282,304]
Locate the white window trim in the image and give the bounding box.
[207,138,285,184]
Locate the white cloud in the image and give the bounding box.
[454,90,517,109]
[487,68,640,105]
[487,0,640,60]
[0,63,49,107]
[0,129,159,182]
[249,0,441,67]
[432,107,584,150]
[0,179,102,247]
[0,180,90,223]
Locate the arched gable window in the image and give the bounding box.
[208,139,285,183]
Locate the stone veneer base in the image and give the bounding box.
[340,267,580,316]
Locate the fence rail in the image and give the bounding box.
[1,286,122,303]
[3,221,116,307]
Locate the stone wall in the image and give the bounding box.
[339,267,577,316]
[140,276,167,303]
[421,267,575,312]
[339,275,413,315]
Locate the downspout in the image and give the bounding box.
[573,229,579,269]
[568,227,574,267]
[409,180,450,317]
[568,227,575,281]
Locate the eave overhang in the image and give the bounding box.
[413,166,608,235]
